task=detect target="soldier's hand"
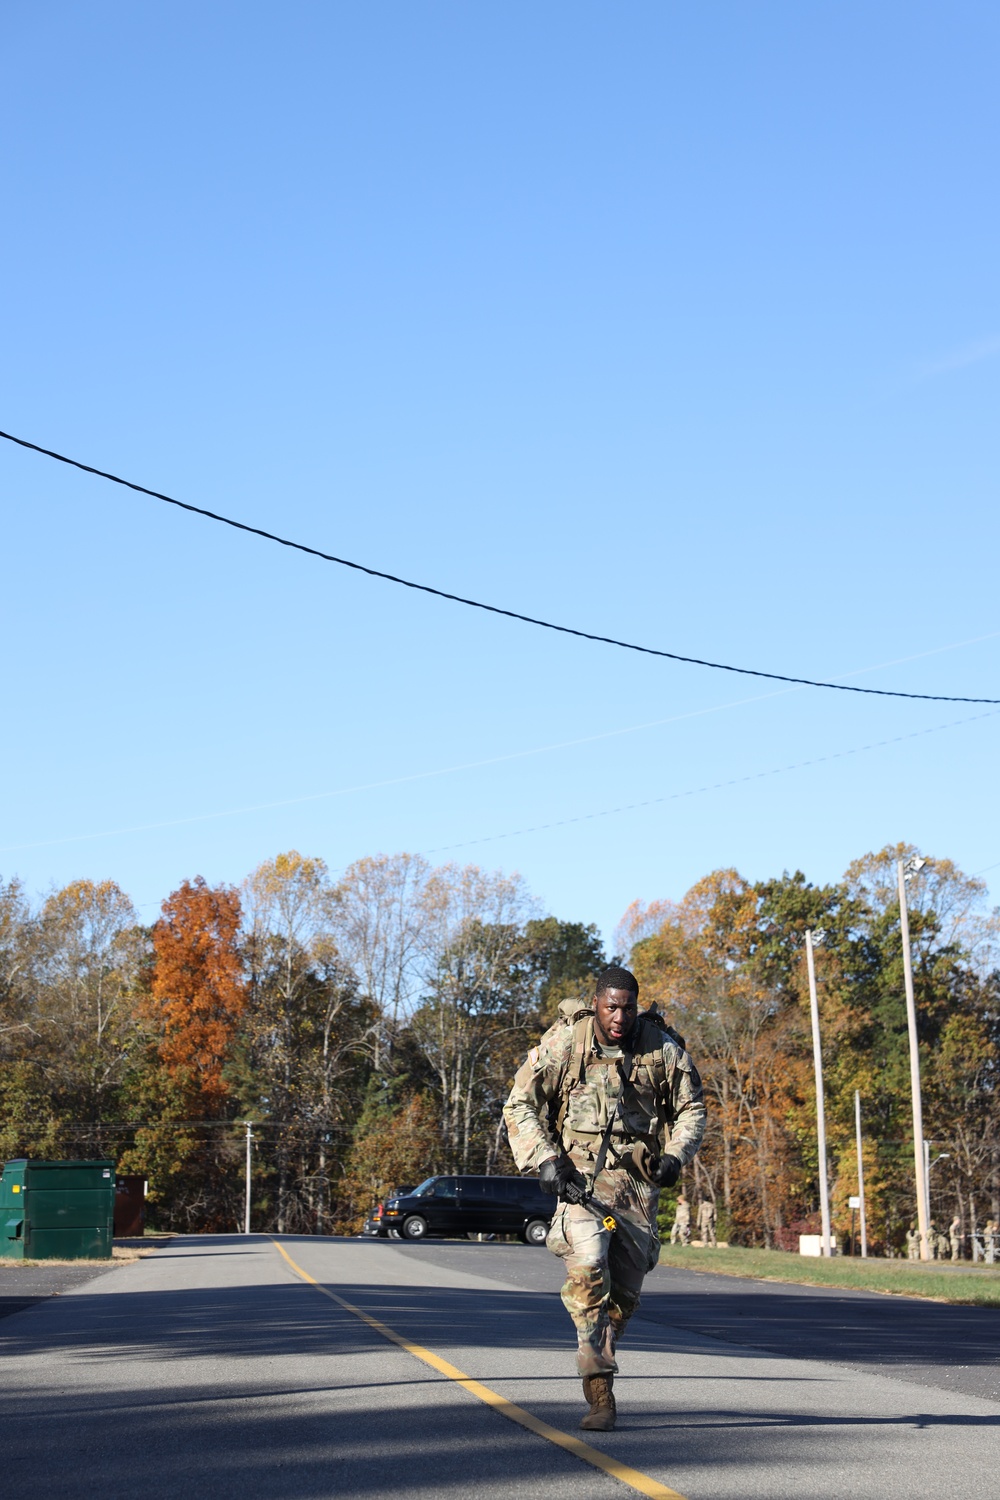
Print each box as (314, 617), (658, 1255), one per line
(651, 1153), (682, 1189)
(538, 1157), (561, 1194)
(539, 1155), (588, 1203)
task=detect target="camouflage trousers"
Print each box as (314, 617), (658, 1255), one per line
(546, 1167), (660, 1377)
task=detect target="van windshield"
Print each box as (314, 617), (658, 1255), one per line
(411, 1178), (438, 1198)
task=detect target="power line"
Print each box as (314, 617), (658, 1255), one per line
(3, 426), (998, 705)
(4, 632), (997, 857)
(425, 707), (1000, 853)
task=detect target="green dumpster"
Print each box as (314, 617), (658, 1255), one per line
(0, 1159), (115, 1260)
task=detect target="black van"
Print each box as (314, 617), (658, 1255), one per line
(381, 1175), (553, 1245)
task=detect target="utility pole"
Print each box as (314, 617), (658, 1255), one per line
(244, 1122), (254, 1235)
(805, 930), (832, 1256)
(898, 857), (930, 1262)
(855, 1090), (868, 1258)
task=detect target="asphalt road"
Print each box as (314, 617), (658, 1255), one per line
(1, 1234), (997, 1499)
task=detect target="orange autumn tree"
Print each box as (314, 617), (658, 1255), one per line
(122, 878), (246, 1230)
(151, 877), (246, 1111)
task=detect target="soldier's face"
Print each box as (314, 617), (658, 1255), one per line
(594, 987), (638, 1046)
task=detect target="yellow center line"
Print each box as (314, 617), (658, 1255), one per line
(272, 1239), (687, 1500)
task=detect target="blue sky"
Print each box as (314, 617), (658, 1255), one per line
(2, 2), (998, 945)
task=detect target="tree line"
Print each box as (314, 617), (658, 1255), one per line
(1, 843), (996, 1249)
(0, 852), (604, 1232)
(620, 844), (1000, 1251)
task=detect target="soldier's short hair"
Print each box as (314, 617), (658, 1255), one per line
(595, 965), (639, 998)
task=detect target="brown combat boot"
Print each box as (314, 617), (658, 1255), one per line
(580, 1374), (616, 1431)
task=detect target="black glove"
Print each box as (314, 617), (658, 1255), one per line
(650, 1153), (682, 1189)
(539, 1155), (588, 1204)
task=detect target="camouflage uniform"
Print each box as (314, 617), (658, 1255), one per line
(670, 1196), (691, 1244)
(503, 1005), (706, 1378)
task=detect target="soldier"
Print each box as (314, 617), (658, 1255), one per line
(670, 1192), (691, 1244)
(503, 964), (706, 1432)
(697, 1197), (717, 1246)
(905, 1224), (919, 1261)
(949, 1215), (961, 1262)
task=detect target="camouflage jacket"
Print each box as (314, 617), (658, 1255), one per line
(503, 1004), (706, 1176)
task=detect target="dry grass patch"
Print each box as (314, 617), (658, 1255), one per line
(2, 1241), (168, 1268)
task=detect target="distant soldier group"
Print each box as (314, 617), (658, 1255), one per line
(669, 1193), (716, 1245)
(906, 1220), (952, 1260)
(904, 1216), (999, 1262)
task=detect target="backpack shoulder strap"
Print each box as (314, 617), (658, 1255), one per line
(553, 1009), (593, 1138)
(631, 1009), (686, 1136)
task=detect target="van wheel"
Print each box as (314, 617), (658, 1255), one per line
(402, 1215), (428, 1240)
(523, 1219), (549, 1246)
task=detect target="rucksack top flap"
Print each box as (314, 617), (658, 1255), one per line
(637, 1007), (686, 1055)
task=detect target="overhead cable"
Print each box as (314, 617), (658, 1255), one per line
(3, 426), (998, 704)
(2, 632), (996, 857)
(426, 708), (1000, 853)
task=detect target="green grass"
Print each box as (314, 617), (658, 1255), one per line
(657, 1243), (1000, 1306)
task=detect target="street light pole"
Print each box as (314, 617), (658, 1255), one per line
(805, 930), (833, 1257)
(924, 1146), (951, 1239)
(898, 858), (930, 1262)
(244, 1121), (254, 1235)
(855, 1089), (868, 1259)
